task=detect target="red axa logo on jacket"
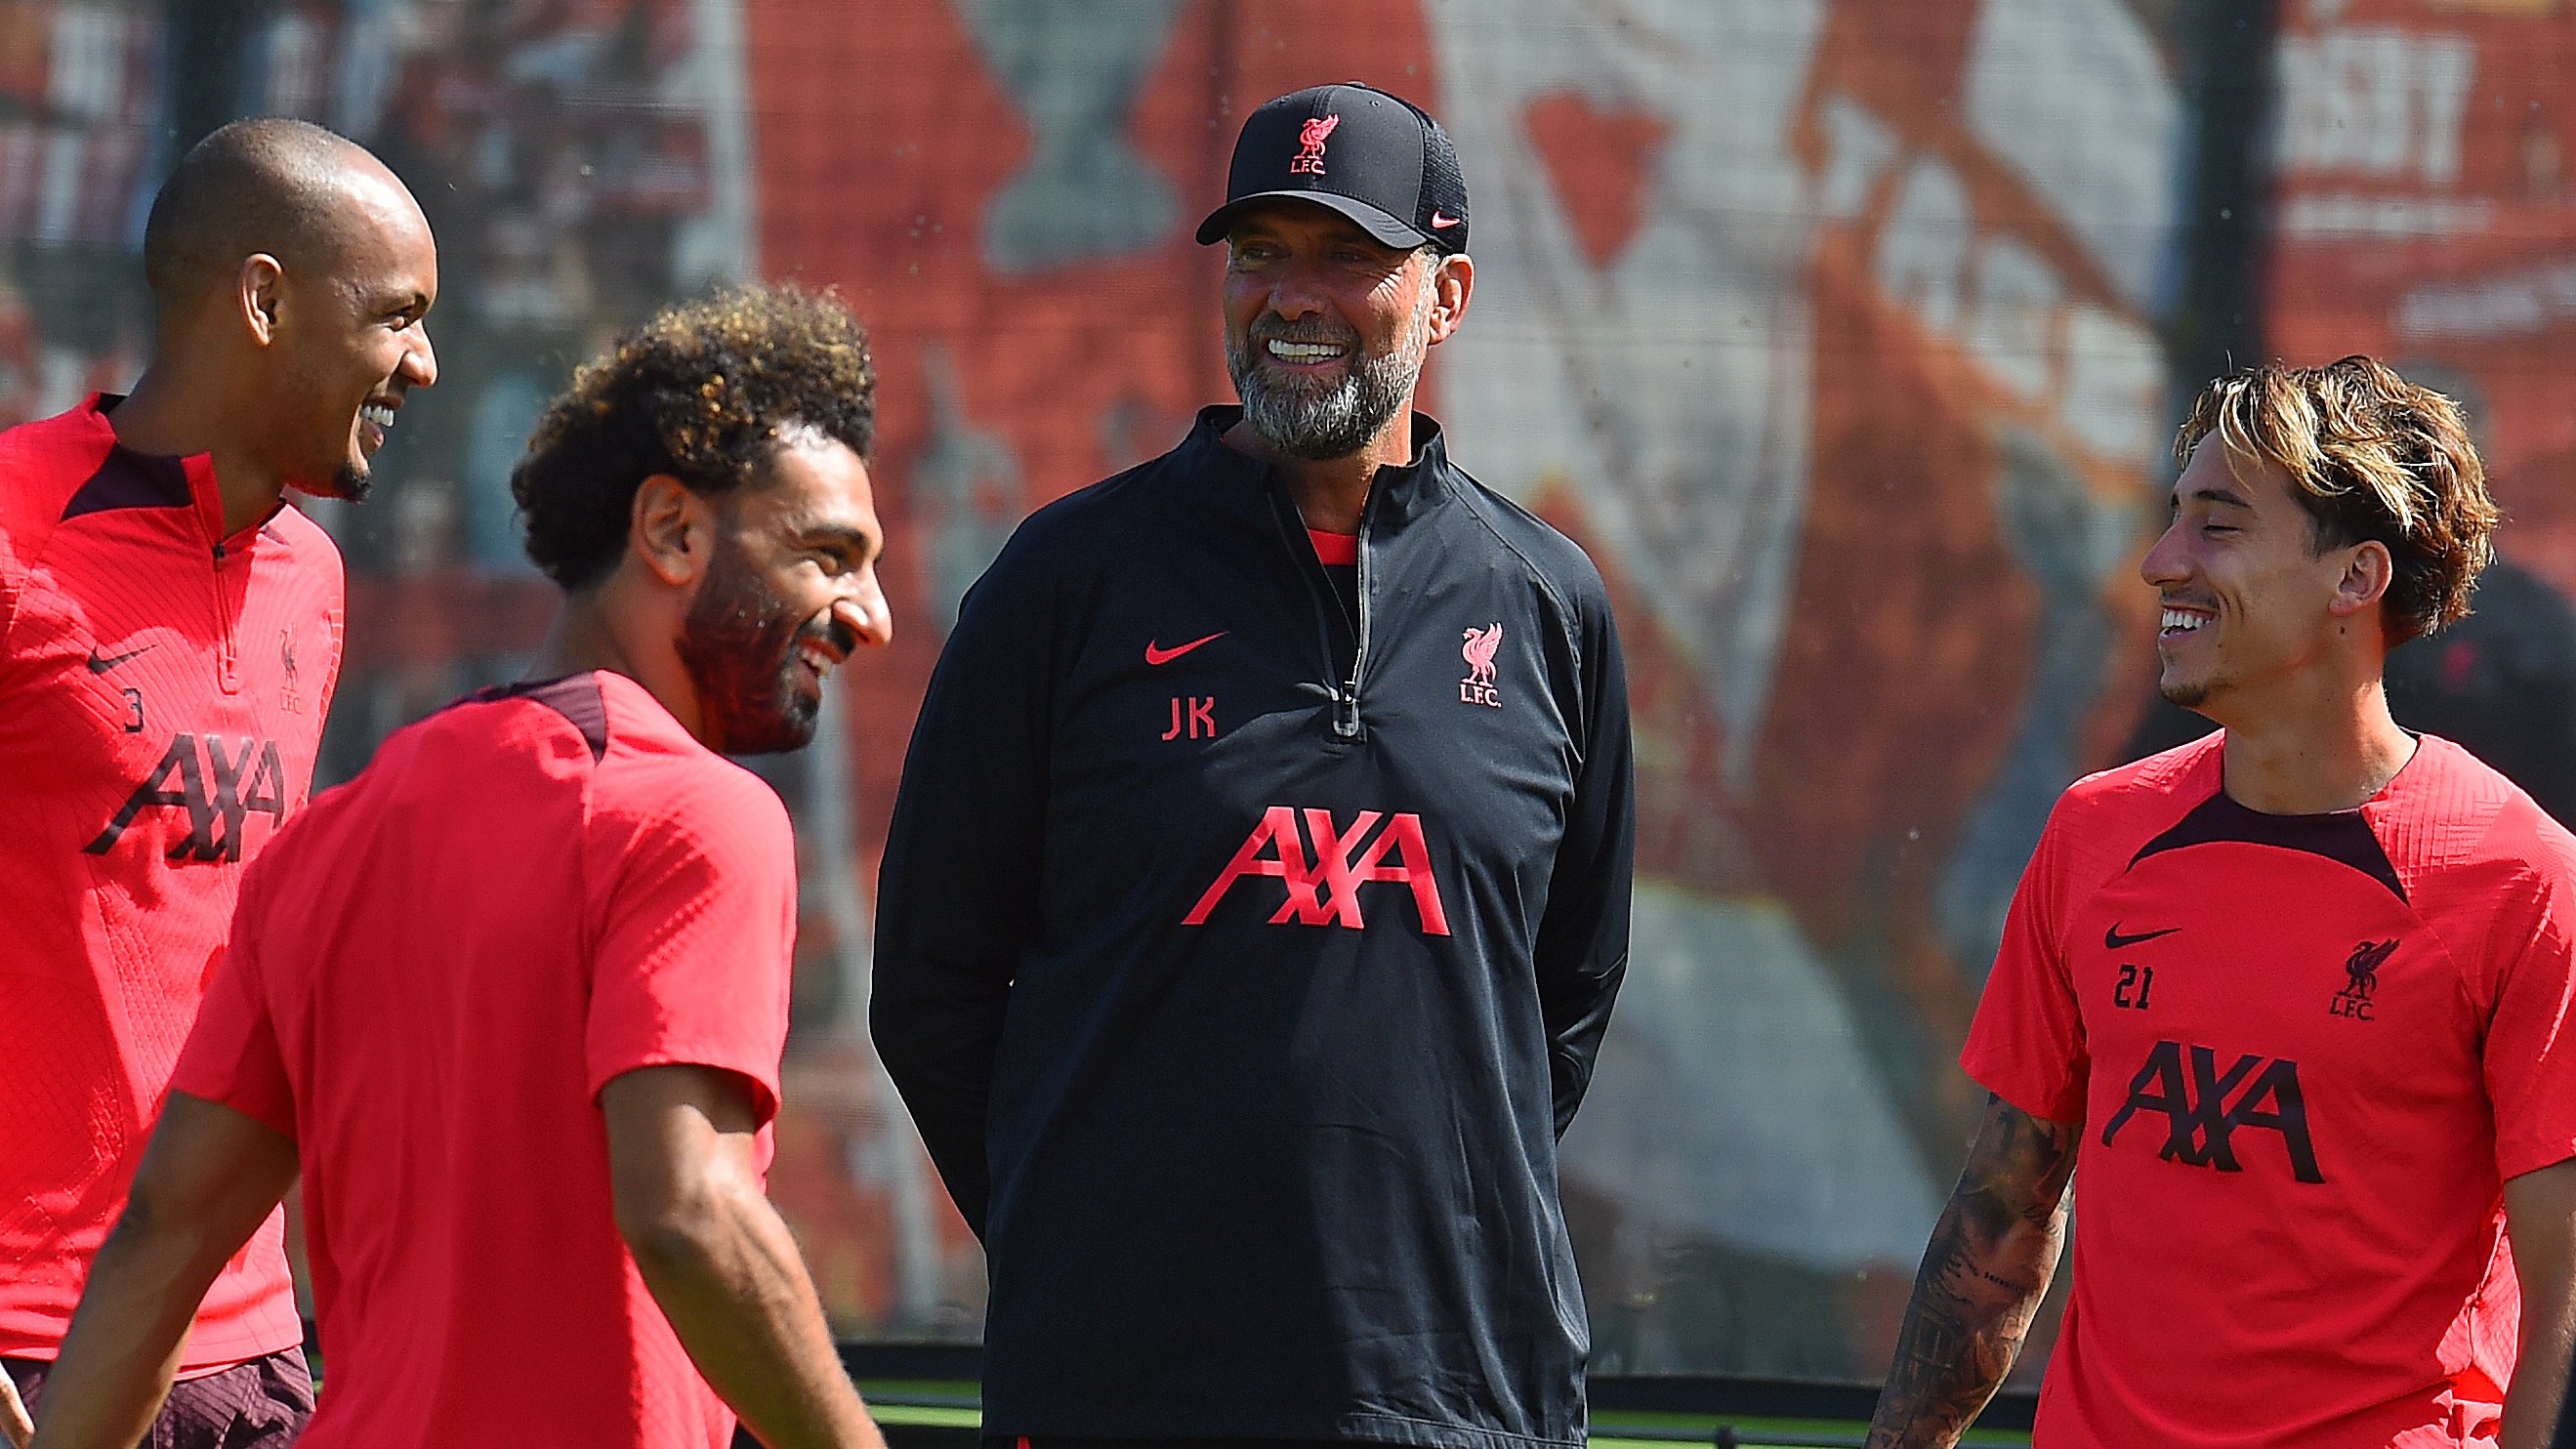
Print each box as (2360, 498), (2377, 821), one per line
(1184, 806), (1451, 933)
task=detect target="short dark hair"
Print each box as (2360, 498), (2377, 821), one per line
(2176, 355), (2497, 644)
(511, 284), (877, 591)
(143, 117), (372, 309)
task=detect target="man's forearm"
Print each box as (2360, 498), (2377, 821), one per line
(2502, 1160), (2576, 1449)
(2509, 1338), (2572, 1449)
(30, 1095), (296, 1449)
(1865, 1102), (2076, 1449)
(25, 1209), (216, 1449)
(628, 1184), (882, 1449)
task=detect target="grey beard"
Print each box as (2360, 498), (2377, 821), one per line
(1227, 289), (1433, 461)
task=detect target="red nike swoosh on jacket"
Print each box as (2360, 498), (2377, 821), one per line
(1144, 632), (1226, 666)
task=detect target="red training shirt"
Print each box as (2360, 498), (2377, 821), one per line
(0, 394), (339, 1371)
(172, 671), (796, 1449)
(1965, 732), (2576, 1447)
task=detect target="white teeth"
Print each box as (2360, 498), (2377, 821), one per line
(362, 404), (395, 429)
(1267, 340), (1345, 361)
(2162, 608), (2205, 633)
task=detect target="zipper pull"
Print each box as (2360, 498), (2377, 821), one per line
(1333, 683), (1362, 739)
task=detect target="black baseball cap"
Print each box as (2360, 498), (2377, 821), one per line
(1196, 82), (1470, 255)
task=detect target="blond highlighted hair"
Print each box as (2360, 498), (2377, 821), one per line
(2176, 356), (2497, 643)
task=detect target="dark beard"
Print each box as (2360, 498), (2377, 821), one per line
(294, 461), (373, 503)
(675, 538), (831, 756)
(324, 461), (373, 502)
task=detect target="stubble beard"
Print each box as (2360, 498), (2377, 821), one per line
(1227, 282), (1435, 461)
(2159, 676), (2212, 710)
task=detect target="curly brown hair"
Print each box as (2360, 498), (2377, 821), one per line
(2176, 355), (2497, 644)
(511, 283), (877, 590)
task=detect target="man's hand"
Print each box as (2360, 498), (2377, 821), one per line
(1, 1371), (33, 1449)
(602, 1065), (883, 1449)
(1864, 1095), (2078, 1449)
(2507, 1158), (2576, 1448)
(28, 1094), (296, 1449)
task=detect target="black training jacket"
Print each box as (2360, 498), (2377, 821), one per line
(873, 407), (1634, 1449)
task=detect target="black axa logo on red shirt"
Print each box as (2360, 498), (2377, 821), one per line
(85, 732), (287, 863)
(2101, 1040), (2324, 1183)
(1184, 807), (1451, 934)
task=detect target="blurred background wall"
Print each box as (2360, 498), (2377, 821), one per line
(10, 0), (2574, 1383)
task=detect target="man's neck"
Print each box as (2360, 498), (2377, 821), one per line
(524, 583), (710, 745)
(2212, 675), (2417, 814)
(108, 359), (283, 539)
(1221, 407), (1419, 535)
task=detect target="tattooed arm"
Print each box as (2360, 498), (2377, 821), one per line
(1863, 1094), (2079, 1449)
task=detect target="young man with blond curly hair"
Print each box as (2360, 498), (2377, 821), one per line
(1870, 356), (2576, 1449)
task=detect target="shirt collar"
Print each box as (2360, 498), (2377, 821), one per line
(1179, 405), (1453, 519)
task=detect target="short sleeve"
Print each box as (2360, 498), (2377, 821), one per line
(2483, 855), (2576, 1180)
(169, 876), (297, 1138)
(584, 766), (797, 1125)
(1961, 807), (2091, 1126)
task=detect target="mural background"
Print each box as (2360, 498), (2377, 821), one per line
(9, 0), (2573, 1382)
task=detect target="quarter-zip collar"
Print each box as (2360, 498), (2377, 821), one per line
(1175, 405), (1455, 529)
(81, 393), (276, 549)
(1171, 406), (1456, 745)
(78, 393), (270, 694)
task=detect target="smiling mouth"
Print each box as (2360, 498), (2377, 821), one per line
(1263, 338), (1350, 365)
(2160, 606), (2211, 640)
(794, 638), (846, 683)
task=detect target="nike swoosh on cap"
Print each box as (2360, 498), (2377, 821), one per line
(86, 642), (156, 674)
(1430, 211), (1463, 228)
(1145, 632), (1226, 666)
(2104, 922), (2181, 950)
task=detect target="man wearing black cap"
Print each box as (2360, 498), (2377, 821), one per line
(875, 82), (1635, 1449)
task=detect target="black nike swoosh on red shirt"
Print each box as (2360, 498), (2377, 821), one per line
(86, 643), (156, 675)
(2104, 923), (2181, 950)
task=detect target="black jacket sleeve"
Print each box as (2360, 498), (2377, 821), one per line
(1532, 590), (1634, 1137)
(870, 543), (1056, 1239)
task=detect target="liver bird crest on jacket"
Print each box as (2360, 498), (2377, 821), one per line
(1461, 623), (1503, 687)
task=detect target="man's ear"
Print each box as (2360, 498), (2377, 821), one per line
(237, 255), (286, 348)
(630, 475), (711, 588)
(2329, 539), (2394, 619)
(1426, 253), (1474, 346)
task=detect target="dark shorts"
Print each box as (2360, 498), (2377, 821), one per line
(4, 1347), (313, 1449)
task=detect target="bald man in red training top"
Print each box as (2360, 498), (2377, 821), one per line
(26, 286), (891, 1449)
(0, 117), (437, 1449)
(1867, 358), (2576, 1449)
